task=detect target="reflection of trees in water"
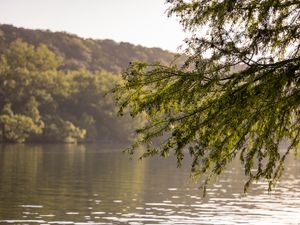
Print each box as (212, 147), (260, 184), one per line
(0, 144), (44, 218)
(0, 144), (43, 190)
(0, 144), (298, 221)
(0, 144), (149, 219)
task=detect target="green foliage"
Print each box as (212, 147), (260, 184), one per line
(0, 24), (179, 144)
(0, 24), (181, 74)
(0, 103), (42, 143)
(115, 0), (300, 192)
(0, 39), (146, 143)
(43, 116), (86, 143)
(5, 39), (63, 71)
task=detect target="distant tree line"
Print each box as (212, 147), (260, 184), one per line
(0, 24), (181, 74)
(0, 24), (182, 143)
(0, 39), (147, 143)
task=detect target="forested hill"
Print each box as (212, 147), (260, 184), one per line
(0, 24), (178, 74)
(0, 24), (183, 144)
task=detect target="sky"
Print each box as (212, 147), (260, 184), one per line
(0, 0), (186, 52)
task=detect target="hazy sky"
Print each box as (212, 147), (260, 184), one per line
(0, 0), (186, 52)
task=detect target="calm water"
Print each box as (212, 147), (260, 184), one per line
(0, 144), (300, 225)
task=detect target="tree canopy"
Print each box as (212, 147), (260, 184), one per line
(0, 24), (181, 74)
(114, 0), (300, 192)
(0, 39), (145, 143)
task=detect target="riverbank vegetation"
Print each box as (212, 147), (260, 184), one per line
(0, 24), (182, 143)
(0, 39), (142, 143)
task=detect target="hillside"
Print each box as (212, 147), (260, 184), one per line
(0, 24), (185, 143)
(0, 24), (180, 74)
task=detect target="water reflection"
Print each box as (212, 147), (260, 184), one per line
(0, 144), (299, 224)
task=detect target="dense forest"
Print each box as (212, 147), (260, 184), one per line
(0, 24), (179, 74)
(0, 24), (181, 143)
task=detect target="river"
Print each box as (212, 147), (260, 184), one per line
(0, 144), (299, 225)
